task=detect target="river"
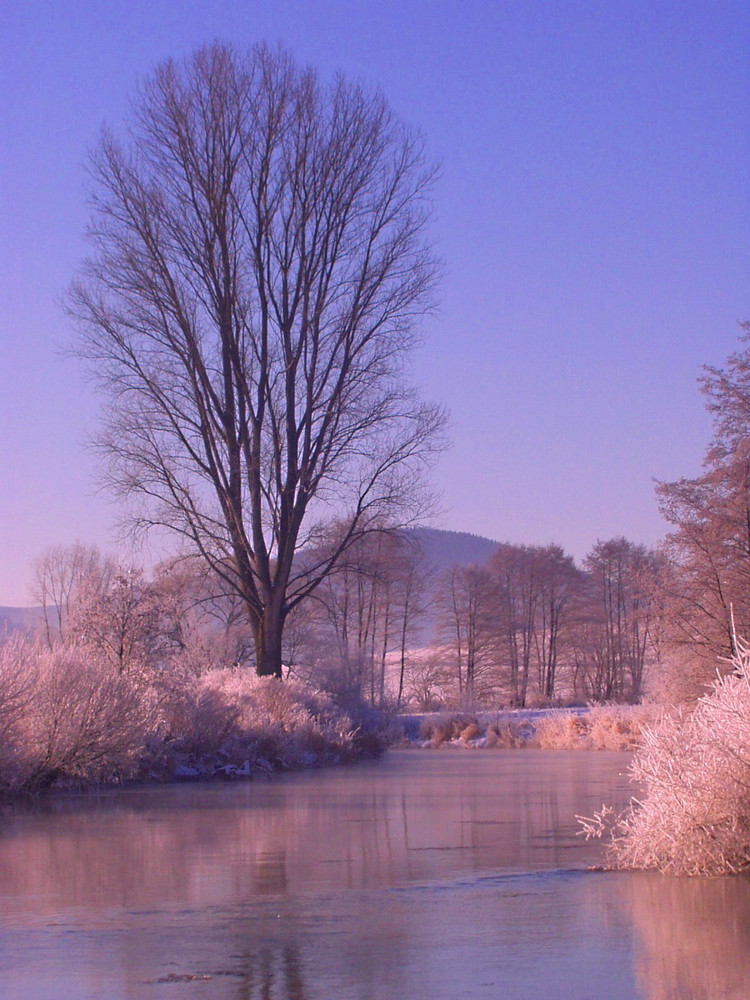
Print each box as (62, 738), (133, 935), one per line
(0, 749), (748, 999)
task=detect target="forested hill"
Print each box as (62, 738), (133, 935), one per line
(407, 528), (500, 574)
(0, 606), (44, 636)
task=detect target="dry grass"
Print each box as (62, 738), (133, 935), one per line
(419, 713), (478, 746)
(536, 706), (654, 751)
(411, 706), (651, 751)
(484, 718), (535, 747)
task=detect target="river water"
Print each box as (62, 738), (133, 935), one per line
(0, 750), (748, 999)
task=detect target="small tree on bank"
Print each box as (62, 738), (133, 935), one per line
(70, 43), (444, 676)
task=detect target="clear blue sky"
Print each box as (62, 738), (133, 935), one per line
(1, 0), (748, 604)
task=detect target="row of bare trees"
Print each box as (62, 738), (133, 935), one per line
(432, 538), (661, 708)
(272, 532), (661, 709)
(24, 532), (662, 710)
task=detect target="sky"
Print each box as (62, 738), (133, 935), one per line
(1, 0), (748, 605)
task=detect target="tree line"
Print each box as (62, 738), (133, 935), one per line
(26, 532), (663, 710)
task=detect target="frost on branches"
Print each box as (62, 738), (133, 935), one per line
(580, 638), (750, 875)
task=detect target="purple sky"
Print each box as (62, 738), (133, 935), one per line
(1, 0), (748, 605)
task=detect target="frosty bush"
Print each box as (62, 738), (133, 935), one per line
(162, 668), (361, 769)
(0, 634), (381, 796)
(156, 669), (240, 757)
(0, 639), (160, 794)
(0, 638), (36, 789)
(581, 642), (750, 875)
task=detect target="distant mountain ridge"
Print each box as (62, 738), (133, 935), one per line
(407, 527), (500, 574)
(0, 606), (44, 635)
(0, 530), (497, 623)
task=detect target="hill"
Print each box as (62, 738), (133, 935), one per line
(408, 527), (500, 574)
(0, 606), (44, 636)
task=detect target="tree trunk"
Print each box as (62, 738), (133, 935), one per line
(253, 603), (285, 678)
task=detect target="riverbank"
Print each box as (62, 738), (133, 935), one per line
(0, 639), (388, 799)
(397, 704), (656, 751)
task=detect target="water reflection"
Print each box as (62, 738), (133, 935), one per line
(0, 751), (747, 999)
(627, 873), (750, 1000)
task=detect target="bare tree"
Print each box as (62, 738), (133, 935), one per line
(580, 538), (658, 702)
(31, 543), (115, 646)
(292, 528), (428, 705)
(437, 563), (497, 705)
(656, 327), (750, 679)
(70, 44), (444, 677)
(532, 545), (581, 700)
(488, 545), (544, 706)
(391, 536), (431, 708)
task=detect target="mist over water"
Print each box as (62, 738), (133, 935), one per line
(0, 751), (747, 999)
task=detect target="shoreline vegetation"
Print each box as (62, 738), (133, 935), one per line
(0, 632), (652, 802)
(579, 643), (750, 876)
(0, 636), (388, 801)
(5, 631), (750, 878)
(399, 705), (654, 751)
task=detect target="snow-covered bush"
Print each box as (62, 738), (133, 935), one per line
(162, 668), (363, 770)
(0, 635), (382, 796)
(581, 642), (750, 875)
(0, 639), (160, 794)
(156, 669), (240, 756)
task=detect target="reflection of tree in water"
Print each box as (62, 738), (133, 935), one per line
(628, 873), (750, 1000)
(234, 944), (308, 1000)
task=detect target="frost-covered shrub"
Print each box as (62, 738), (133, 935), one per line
(0, 637), (381, 795)
(157, 670), (240, 756)
(0, 640), (160, 793)
(25, 644), (161, 790)
(163, 668), (360, 768)
(581, 643), (750, 875)
(202, 670), (347, 734)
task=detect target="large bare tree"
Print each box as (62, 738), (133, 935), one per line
(70, 44), (444, 676)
